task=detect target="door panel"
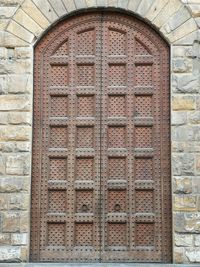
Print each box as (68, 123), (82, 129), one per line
(100, 13), (171, 262)
(31, 12), (171, 263)
(31, 14), (102, 262)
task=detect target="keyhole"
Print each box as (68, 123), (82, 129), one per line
(134, 111), (139, 117)
(114, 203), (121, 212)
(82, 204), (88, 212)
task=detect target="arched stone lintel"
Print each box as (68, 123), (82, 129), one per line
(3, 0), (199, 46)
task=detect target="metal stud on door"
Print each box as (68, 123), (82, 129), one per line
(31, 12), (171, 263)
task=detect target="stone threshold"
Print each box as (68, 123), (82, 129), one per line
(0, 264), (198, 267)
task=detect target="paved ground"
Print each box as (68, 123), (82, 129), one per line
(0, 264), (198, 267)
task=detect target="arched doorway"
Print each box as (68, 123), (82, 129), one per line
(31, 11), (171, 263)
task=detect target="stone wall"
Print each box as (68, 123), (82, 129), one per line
(0, 0), (200, 263)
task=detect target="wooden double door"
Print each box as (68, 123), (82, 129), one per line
(31, 12), (171, 263)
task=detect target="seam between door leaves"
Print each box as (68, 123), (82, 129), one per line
(99, 11), (104, 262)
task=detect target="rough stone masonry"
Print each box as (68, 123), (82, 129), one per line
(0, 0), (200, 263)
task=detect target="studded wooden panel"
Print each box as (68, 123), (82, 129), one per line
(31, 13), (101, 262)
(31, 12), (171, 263)
(100, 13), (171, 263)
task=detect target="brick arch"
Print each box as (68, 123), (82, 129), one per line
(5, 0), (198, 45)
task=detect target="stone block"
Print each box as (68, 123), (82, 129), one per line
(175, 212), (200, 235)
(2, 212), (20, 232)
(136, 0), (155, 17)
(186, 248), (200, 262)
(108, 0), (118, 7)
(8, 112), (31, 125)
(0, 233), (10, 245)
(194, 235), (200, 246)
(182, 0), (200, 3)
(20, 211), (29, 232)
(172, 95), (195, 110)
(174, 247), (188, 263)
(0, 142), (31, 153)
(172, 153), (194, 175)
(14, 9), (43, 37)
(196, 17), (200, 28)
(189, 111), (200, 124)
(86, 0), (97, 7)
(172, 74), (200, 93)
(0, 113), (8, 125)
(174, 212), (186, 232)
(184, 213), (200, 233)
(32, 0), (58, 23)
(0, 0), (24, 4)
(153, 0), (182, 28)
(0, 154), (5, 175)
(62, 0), (76, 12)
(173, 177), (192, 194)
(0, 142), (15, 153)
(0, 194), (8, 210)
(174, 30), (199, 46)
(11, 233), (27, 245)
(172, 59), (192, 73)
(172, 141), (200, 153)
(193, 40), (200, 58)
(6, 154), (30, 175)
(48, 0), (67, 16)
(128, 0), (141, 12)
(165, 18), (197, 43)
(145, 0), (168, 21)
(0, 192), (29, 211)
(118, 0), (128, 9)
(0, 19), (9, 31)
(0, 177), (28, 193)
(193, 60), (200, 79)
(162, 6), (190, 33)
(96, 0), (107, 6)
(9, 193), (29, 210)
(7, 74), (32, 94)
(171, 111), (187, 125)
(193, 178), (200, 194)
(22, 0), (50, 29)
(174, 195), (197, 211)
(0, 75), (7, 94)
(172, 46), (193, 58)
(0, 49), (7, 61)
(189, 4), (200, 17)
(0, 95), (30, 111)
(0, 126), (31, 141)
(20, 246), (28, 261)
(14, 47), (33, 60)
(0, 7), (17, 19)
(0, 246), (21, 262)
(196, 155), (200, 174)
(0, 31), (29, 47)
(7, 20), (35, 43)
(175, 234), (193, 247)
(15, 142), (31, 152)
(74, 0), (87, 8)
(0, 58), (32, 75)
(196, 96), (200, 111)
